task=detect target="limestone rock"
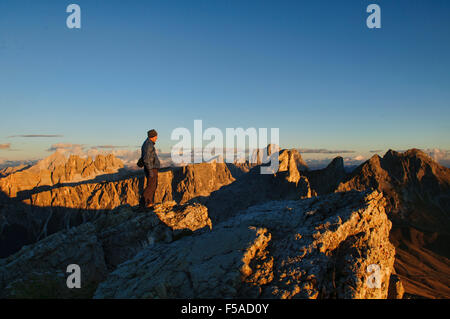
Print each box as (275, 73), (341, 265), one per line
(0, 162), (234, 258)
(278, 148), (308, 173)
(92, 202), (212, 269)
(3, 147), (447, 300)
(153, 201), (212, 233)
(94, 190), (395, 299)
(0, 151), (124, 198)
(0, 201), (213, 298)
(388, 274), (405, 299)
(250, 146), (308, 173)
(0, 164), (30, 178)
(337, 149), (450, 298)
(0, 222), (108, 298)
(250, 144), (279, 166)
(204, 164), (312, 224)
(305, 157), (346, 195)
(337, 149), (450, 230)
(175, 162), (235, 204)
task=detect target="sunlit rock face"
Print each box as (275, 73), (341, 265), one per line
(1, 147), (449, 299)
(0, 152), (124, 198)
(94, 190), (395, 299)
(0, 159), (235, 258)
(0, 201), (212, 298)
(337, 149), (450, 298)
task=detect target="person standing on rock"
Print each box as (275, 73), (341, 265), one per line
(140, 129), (160, 208)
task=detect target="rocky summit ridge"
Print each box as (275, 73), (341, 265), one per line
(0, 201), (211, 298)
(94, 190), (397, 299)
(0, 152), (124, 198)
(336, 148), (450, 298)
(0, 189), (400, 299)
(0, 147), (449, 298)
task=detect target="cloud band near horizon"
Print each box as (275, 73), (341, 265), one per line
(8, 134), (63, 138)
(0, 143), (11, 150)
(297, 148), (355, 154)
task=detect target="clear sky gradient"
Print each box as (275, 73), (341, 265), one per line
(0, 0), (449, 161)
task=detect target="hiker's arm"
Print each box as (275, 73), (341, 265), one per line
(143, 142), (156, 169)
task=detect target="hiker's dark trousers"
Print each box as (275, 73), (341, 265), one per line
(143, 167), (158, 206)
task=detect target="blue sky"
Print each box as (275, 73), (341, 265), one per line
(0, 0), (449, 162)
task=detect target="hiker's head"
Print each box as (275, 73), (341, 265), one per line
(148, 129), (158, 142)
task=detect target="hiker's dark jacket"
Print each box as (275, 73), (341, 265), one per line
(141, 138), (160, 170)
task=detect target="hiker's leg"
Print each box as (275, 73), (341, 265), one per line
(147, 169), (158, 205)
(142, 167), (153, 206)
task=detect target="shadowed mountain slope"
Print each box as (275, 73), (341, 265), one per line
(1, 147), (449, 298)
(337, 149), (450, 298)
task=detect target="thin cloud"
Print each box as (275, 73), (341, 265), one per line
(94, 145), (129, 149)
(305, 156), (366, 170)
(298, 148), (355, 154)
(0, 143), (11, 150)
(46, 143), (85, 153)
(8, 134), (63, 138)
(369, 150), (383, 153)
(424, 148), (450, 163)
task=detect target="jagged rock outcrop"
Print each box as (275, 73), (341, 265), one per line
(278, 148), (309, 173)
(388, 274), (405, 299)
(226, 162), (252, 178)
(153, 201), (212, 235)
(93, 201), (211, 269)
(1, 149), (312, 258)
(0, 201), (212, 298)
(0, 162), (234, 258)
(0, 164), (30, 178)
(94, 190), (396, 299)
(337, 149), (450, 298)
(305, 157), (346, 195)
(337, 149), (450, 230)
(227, 146), (309, 179)
(250, 145), (308, 172)
(0, 152), (124, 198)
(0, 222), (108, 298)
(202, 148), (313, 223)
(23, 162), (234, 210)
(0, 147), (308, 254)
(175, 162), (235, 203)
(4, 147), (448, 299)
(250, 144), (279, 166)
(204, 166), (311, 224)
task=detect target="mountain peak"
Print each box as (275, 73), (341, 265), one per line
(0, 152), (124, 198)
(327, 156), (344, 169)
(32, 150), (68, 172)
(338, 148), (450, 229)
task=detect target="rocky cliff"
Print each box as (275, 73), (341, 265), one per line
(337, 149), (450, 298)
(0, 164), (31, 178)
(0, 189), (398, 299)
(0, 201), (211, 298)
(1, 147), (448, 299)
(1, 148), (312, 257)
(0, 152), (124, 198)
(0, 160), (235, 258)
(203, 148), (313, 224)
(94, 190), (397, 299)
(337, 149), (450, 230)
(305, 157), (346, 195)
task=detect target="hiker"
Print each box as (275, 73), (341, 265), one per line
(140, 129), (160, 208)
